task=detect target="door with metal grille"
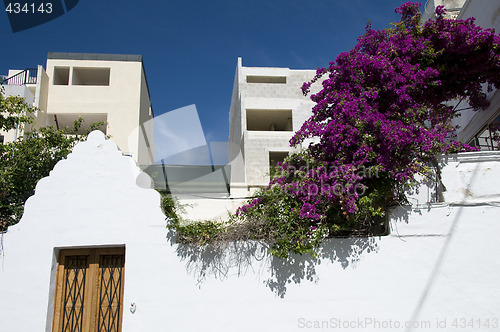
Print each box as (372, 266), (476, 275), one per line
(52, 247), (125, 332)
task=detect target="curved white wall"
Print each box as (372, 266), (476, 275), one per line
(0, 133), (499, 331)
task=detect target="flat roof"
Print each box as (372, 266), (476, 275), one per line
(47, 52), (142, 62)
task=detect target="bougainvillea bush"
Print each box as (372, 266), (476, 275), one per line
(233, 2), (500, 257)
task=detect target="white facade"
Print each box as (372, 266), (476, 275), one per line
(0, 68), (39, 143)
(1, 53), (155, 165)
(228, 58), (321, 196)
(422, 0), (500, 150)
(453, 0), (500, 148)
(0, 131), (499, 331)
(0, 83), (36, 143)
(171, 58), (317, 221)
(421, 0), (468, 21)
(174, 58), (323, 221)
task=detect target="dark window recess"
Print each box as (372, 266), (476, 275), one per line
(246, 109), (293, 131)
(53, 67), (70, 85)
(72, 67), (110, 86)
(246, 75), (286, 84)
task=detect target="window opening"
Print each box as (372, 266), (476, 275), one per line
(53, 67), (70, 85)
(246, 109), (292, 131)
(246, 76), (286, 84)
(72, 68), (110, 86)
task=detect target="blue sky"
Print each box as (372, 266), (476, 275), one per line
(1, 0), (425, 150)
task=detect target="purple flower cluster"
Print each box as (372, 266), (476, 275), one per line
(236, 197), (262, 215)
(240, 2), (500, 226)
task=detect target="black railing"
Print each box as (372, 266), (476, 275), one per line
(0, 68), (38, 85)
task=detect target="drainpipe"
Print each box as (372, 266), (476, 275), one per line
(54, 114), (59, 130)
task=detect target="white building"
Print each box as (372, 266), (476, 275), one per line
(1, 52), (155, 165)
(421, 0), (468, 21)
(228, 57), (320, 197)
(167, 58), (322, 221)
(422, 0), (500, 150)
(179, 1), (500, 220)
(225, 0), (500, 197)
(453, 0), (500, 149)
(0, 68), (38, 144)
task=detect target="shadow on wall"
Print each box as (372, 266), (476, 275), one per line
(389, 205), (413, 225)
(166, 228), (381, 298)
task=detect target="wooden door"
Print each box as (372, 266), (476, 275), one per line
(52, 247), (125, 332)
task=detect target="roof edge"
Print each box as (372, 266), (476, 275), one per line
(47, 52), (142, 62)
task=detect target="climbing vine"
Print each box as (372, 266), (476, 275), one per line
(169, 2), (500, 257)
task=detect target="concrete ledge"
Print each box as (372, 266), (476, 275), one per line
(440, 151), (500, 203)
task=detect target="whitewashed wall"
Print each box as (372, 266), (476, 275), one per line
(1, 132), (499, 331)
(0, 131), (173, 332)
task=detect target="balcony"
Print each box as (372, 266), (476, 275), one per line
(0, 68), (37, 86)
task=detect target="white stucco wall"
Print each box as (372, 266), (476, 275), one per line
(1, 84), (34, 105)
(1, 133), (499, 331)
(0, 131), (169, 331)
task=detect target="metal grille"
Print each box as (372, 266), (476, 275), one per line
(97, 255), (124, 332)
(61, 255), (88, 332)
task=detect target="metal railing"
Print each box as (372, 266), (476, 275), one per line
(0, 68), (38, 85)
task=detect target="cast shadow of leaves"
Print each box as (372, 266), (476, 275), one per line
(167, 228), (382, 298)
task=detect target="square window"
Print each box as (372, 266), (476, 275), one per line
(53, 67), (70, 85)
